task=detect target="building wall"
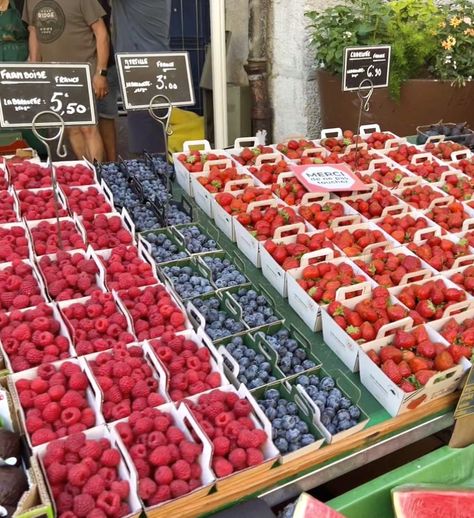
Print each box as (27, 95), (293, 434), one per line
(225, 0), (250, 86)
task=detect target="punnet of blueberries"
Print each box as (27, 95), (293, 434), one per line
(224, 335), (277, 389)
(123, 159), (170, 204)
(257, 387), (316, 454)
(192, 296), (246, 341)
(261, 328), (317, 376)
(202, 255), (248, 289)
(143, 231), (188, 264)
(151, 154), (175, 180)
(163, 263), (215, 300)
(178, 225), (218, 254)
(231, 288), (280, 329)
(296, 374), (362, 435)
(163, 203), (192, 226)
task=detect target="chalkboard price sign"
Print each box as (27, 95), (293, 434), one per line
(342, 45), (391, 91)
(0, 63), (96, 128)
(116, 52), (195, 111)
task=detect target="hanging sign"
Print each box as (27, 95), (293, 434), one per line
(116, 52), (195, 111)
(343, 45), (391, 91)
(290, 163), (370, 193)
(0, 63), (96, 128)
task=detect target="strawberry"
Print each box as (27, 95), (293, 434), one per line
(346, 326), (361, 340)
(379, 346), (403, 364)
(409, 357), (430, 373)
(400, 380), (416, 393)
(414, 369), (437, 386)
(393, 330), (416, 350)
(416, 340), (436, 359)
(382, 359), (402, 384)
(434, 351), (455, 371)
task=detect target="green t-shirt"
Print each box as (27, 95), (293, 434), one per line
(0, 0), (28, 61)
(22, 0), (105, 66)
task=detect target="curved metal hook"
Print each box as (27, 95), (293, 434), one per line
(31, 111), (68, 158)
(148, 94), (174, 136)
(357, 79), (374, 112)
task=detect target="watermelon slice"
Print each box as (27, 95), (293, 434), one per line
(393, 484), (474, 518)
(294, 492), (346, 518)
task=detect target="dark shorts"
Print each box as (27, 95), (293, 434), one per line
(96, 65), (119, 119)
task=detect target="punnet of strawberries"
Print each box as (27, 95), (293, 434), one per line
(451, 266), (474, 295)
(186, 389), (268, 478)
(386, 144), (419, 166)
(324, 227), (388, 256)
(353, 249), (424, 288)
(327, 286), (408, 343)
(407, 236), (471, 272)
(298, 201), (346, 229)
(406, 159), (449, 183)
(369, 164), (408, 188)
(376, 213), (430, 244)
(397, 278), (467, 324)
(275, 139), (315, 159)
(398, 184), (444, 210)
(177, 151), (228, 173)
(440, 174), (474, 200)
(365, 325), (462, 393)
(232, 145), (274, 166)
(115, 407), (205, 506)
(424, 201), (467, 232)
(439, 317), (474, 361)
(215, 187), (273, 215)
(453, 157), (474, 177)
(364, 131), (395, 149)
(236, 205), (304, 241)
(264, 232), (341, 270)
(42, 431), (132, 516)
(296, 262), (368, 305)
(196, 166), (249, 193)
(319, 130), (360, 153)
(424, 141), (466, 161)
(343, 189), (401, 219)
(271, 177), (307, 205)
(247, 160), (290, 184)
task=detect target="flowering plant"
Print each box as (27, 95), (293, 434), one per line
(433, 0), (474, 85)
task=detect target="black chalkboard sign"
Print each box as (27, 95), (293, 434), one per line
(116, 52), (195, 111)
(342, 45), (391, 91)
(0, 63), (96, 128)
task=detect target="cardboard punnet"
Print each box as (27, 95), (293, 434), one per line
(183, 383), (280, 491)
(26, 215), (87, 255)
(8, 357), (105, 450)
(296, 195), (363, 230)
(286, 248), (375, 332)
(173, 222), (222, 257)
(1, 187), (21, 223)
(295, 368), (369, 443)
(53, 158), (100, 187)
(321, 282), (412, 372)
(359, 323), (466, 416)
(110, 401), (216, 513)
(35, 424), (141, 518)
(407, 152), (458, 183)
(17, 186), (68, 221)
(200, 251), (250, 290)
(392, 180), (448, 211)
(80, 341), (171, 421)
(0, 257), (48, 306)
(0, 221), (34, 261)
(0, 302), (76, 374)
(62, 182), (117, 217)
(252, 380), (325, 463)
(139, 227), (190, 265)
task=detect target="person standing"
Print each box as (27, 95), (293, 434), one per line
(112, 0), (172, 155)
(23, 0), (110, 162)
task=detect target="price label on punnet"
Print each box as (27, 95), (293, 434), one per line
(116, 51), (195, 111)
(0, 63), (96, 128)
(291, 163), (371, 193)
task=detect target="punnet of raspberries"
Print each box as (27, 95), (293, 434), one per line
(118, 285), (187, 340)
(61, 290), (135, 356)
(18, 189), (68, 220)
(62, 186), (112, 216)
(30, 220), (86, 255)
(0, 303), (72, 372)
(9, 161), (51, 189)
(150, 332), (222, 401)
(82, 213), (133, 250)
(0, 224), (30, 261)
(42, 432), (131, 517)
(15, 361), (97, 446)
(100, 245), (156, 291)
(55, 164), (95, 186)
(0, 259), (45, 311)
(0, 172), (7, 190)
(114, 407), (204, 506)
(38, 250), (100, 301)
(0, 191), (18, 223)
(186, 389), (268, 477)
(88, 344), (166, 422)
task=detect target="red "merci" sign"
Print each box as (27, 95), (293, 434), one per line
(290, 163), (371, 193)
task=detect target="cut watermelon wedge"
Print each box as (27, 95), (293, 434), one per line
(392, 484), (474, 518)
(294, 492), (346, 518)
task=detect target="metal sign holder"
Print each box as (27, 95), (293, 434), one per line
(31, 111), (68, 249)
(354, 78), (374, 173)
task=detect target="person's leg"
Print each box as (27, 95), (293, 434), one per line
(66, 127), (87, 159)
(81, 125), (105, 162)
(99, 117), (117, 162)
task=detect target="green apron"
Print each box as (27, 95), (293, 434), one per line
(0, 1), (46, 157)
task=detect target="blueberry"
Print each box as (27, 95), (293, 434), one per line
(274, 437), (289, 453)
(273, 417), (283, 429)
(308, 375), (320, 386)
(265, 407), (277, 420)
(296, 374), (310, 387)
(296, 421), (309, 434)
(326, 423), (337, 435)
(300, 434), (316, 447)
(276, 405), (287, 418)
(265, 388), (280, 400)
(349, 405), (361, 420)
(321, 412), (332, 427)
(329, 388), (343, 399)
(337, 410), (351, 422)
(339, 397), (352, 410)
(285, 428), (301, 443)
(326, 396), (341, 410)
(337, 419), (354, 432)
(281, 415), (297, 430)
(320, 376), (336, 391)
(286, 402), (298, 415)
(305, 385), (319, 398)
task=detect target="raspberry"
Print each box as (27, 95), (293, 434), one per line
(100, 448), (121, 468)
(228, 448), (247, 470)
(149, 445), (171, 466)
(46, 461), (67, 485)
(246, 447), (264, 466)
(89, 509), (107, 518)
(166, 426), (184, 445)
(134, 458), (151, 479)
(110, 480), (130, 499)
(42, 402), (61, 423)
(68, 372), (88, 391)
(133, 416), (154, 435)
(215, 412), (232, 428)
(171, 459), (191, 481)
(118, 376), (134, 395)
(12, 294), (29, 309)
(168, 479), (188, 498)
(154, 465), (173, 485)
(64, 432), (86, 452)
(60, 390), (84, 408)
(31, 428), (56, 446)
(148, 485), (171, 505)
(138, 478), (157, 501)
(147, 392), (165, 407)
(225, 392), (239, 407)
(213, 436), (230, 457)
(73, 494), (95, 518)
(213, 457), (234, 477)
(81, 408), (96, 428)
(56, 491), (73, 513)
(61, 407), (81, 426)
(26, 415), (44, 434)
(237, 429), (261, 449)
(190, 463), (202, 480)
(206, 372), (222, 388)
(96, 491), (121, 516)
(79, 440), (102, 460)
(131, 380), (150, 398)
(233, 399), (252, 417)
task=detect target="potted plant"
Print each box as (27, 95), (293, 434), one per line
(306, 0), (474, 136)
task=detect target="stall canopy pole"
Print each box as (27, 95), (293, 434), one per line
(210, 0), (228, 149)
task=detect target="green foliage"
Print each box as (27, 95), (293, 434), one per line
(305, 0), (446, 99)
